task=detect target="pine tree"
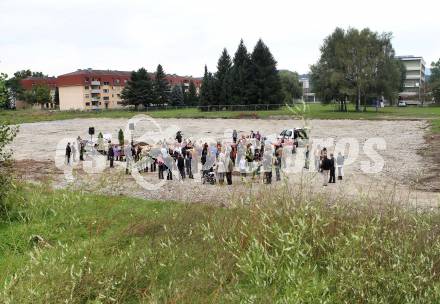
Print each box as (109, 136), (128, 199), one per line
(121, 68), (154, 109)
(199, 65), (211, 109)
(153, 64), (170, 105)
(215, 48), (232, 104)
(230, 39), (253, 105)
(249, 39), (282, 105)
(187, 81), (198, 106)
(170, 85), (184, 106)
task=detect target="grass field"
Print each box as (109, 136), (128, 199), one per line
(2, 183), (440, 303)
(1, 103), (440, 132)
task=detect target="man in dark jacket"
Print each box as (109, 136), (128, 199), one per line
(177, 153), (185, 180)
(328, 153), (336, 183)
(65, 143), (72, 165)
(321, 155), (331, 186)
(108, 143), (115, 168)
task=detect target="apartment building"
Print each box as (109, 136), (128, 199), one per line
(56, 69), (202, 111)
(396, 56), (426, 101)
(57, 69), (130, 110)
(299, 74), (315, 102)
(17, 76), (57, 109)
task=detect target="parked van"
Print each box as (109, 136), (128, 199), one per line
(277, 128), (309, 146)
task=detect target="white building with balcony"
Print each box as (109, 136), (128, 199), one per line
(396, 55), (426, 102)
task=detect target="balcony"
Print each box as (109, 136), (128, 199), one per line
(91, 80), (100, 86)
(91, 89), (101, 94)
(91, 97), (100, 102)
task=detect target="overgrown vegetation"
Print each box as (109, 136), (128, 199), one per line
(2, 183), (440, 303)
(0, 123), (18, 219)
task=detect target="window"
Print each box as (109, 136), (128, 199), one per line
(85, 102), (90, 106)
(103, 89), (109, 93)
(115, 79), (120, 84)
(99, 102), (102, 105)
(103, 81), (110, 85)
(84, 86), (89, 89)
(103, 97), (109, 101)
(85, 77), (89, 82)
(112, 94), (114, 97)
(124, 80), (127, 83)
(85, 94), (89, 98)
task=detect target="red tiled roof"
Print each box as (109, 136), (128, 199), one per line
(20, 77), (57, 90)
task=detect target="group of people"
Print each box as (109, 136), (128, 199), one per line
(65, 129), (347, 187)
(314, 146), (345, 186)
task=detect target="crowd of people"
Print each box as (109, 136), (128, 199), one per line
(65, 129), (346, 187)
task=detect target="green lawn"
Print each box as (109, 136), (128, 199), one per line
(1, 104), (440, 132)
(2, 184), (440, 303)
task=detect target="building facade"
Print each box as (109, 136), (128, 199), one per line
(17, 76), (58, 109)
(299, 74), (315, 102)
(57, 69), (202, 111)
(20, 69), (202, 111)
(57, 69), (131, 111)
(396, 56), (426, 102)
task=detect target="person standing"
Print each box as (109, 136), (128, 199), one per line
(185, 150), (193, 179)
(79, 142), (84, 161)
(329, 153), (336, 183)
(124, 144), (133, 174)
(304, 144), (310, 170)
(108, 143), (115, 168)
(239, 157), (247, 181)
(65, 143), (72, 165)
(321, 155), (331, 186)
(71, 142), (77, 162)
(314, 145), (321, 172)
(232, 129), (238, 144)
(226, 156), (234, 185)
(274, 149), (282, 181)
(336, 152), (345, 180)
(263, 148), (273, 184)
(216, 152), (226, 185)
(177, 153), (185, 180)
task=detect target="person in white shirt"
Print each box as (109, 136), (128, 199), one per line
(239, 157), (247, 181)
(336, 152), (345, 180)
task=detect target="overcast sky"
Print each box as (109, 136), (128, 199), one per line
(1, 0), (439, 78)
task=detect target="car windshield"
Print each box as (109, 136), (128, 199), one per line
(285, 130), (292, 137)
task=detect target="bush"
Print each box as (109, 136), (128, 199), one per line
(0, 124), (18, 220)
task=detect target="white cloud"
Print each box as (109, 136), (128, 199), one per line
(1, 0), (439, 77)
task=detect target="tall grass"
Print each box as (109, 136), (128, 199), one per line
(1, 183), (440, 303)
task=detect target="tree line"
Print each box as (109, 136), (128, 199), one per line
(121, 64), (198, 110)
(199, 39), (291, 110)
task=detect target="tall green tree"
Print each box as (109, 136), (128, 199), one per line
(215, 48), (233, 104)
(248, 39), (282, 105)
(430, 59), (440, 103)
(153, 64), (170, 105)
(0, 73), (10, 109)
(199, 65), (216, 109)
(170, 85), (184, 106)
(230, 39), (253, 105)
(121, 68), (154, 110)
(23, 84), (51, 109)
(5, 70), (47, 100)
(187, 81), (198, 106)
(279, 70), (302, 103)
(311, 27), (403, 111)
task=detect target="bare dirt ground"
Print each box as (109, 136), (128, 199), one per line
(10, 118), (440, 208)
